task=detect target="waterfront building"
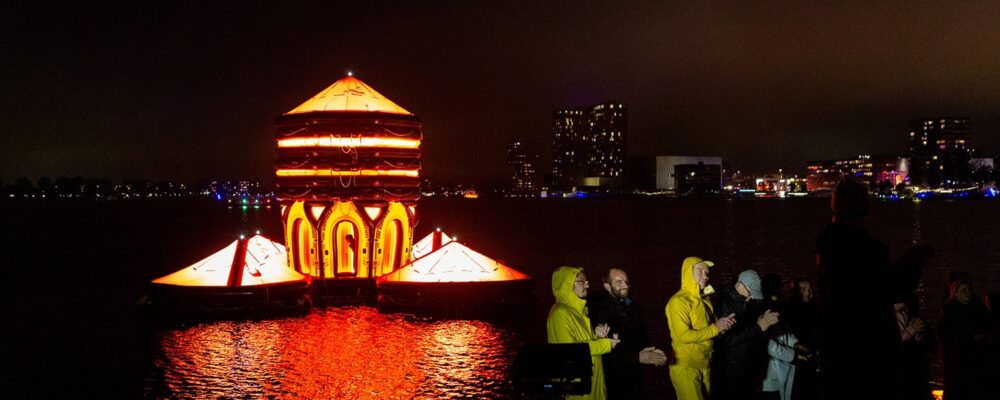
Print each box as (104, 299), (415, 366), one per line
(551, 108), (587, 191)
(908, 118), (971, 188)
(551, 101), (628, 190)
(506, 140), (540, 196)
(806, 155), (907, 193)
(582, 101), (627, 187)
(635, 155), (723, 195)
(274, 75), (420, 284)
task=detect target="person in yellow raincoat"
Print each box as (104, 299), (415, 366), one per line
(547, 266), (619, 400)
(666, 257), (736, 400)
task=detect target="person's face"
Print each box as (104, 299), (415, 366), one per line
(956, 283), (972, 305)
(735, 282), (752, 302)
(573, 272), (589, 299)
(693, 263), (710, 289)
(604, 269), (630, 300)
(798, 281), (813, 302)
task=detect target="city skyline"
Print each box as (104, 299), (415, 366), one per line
(4, 2), (1000, 183)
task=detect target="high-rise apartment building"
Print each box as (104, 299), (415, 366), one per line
(551, 108), (587, 191)
(506, 140), (539, 195)
(551, 102), (627, 190)
(908, 118), (971, 188)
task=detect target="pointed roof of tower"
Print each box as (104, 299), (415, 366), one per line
(285, 75), (412, 115)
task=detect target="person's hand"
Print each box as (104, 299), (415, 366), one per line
(911, 318), (926, 334)
(757, 309), (779, 331)
(639, 347), (668, 366)
(595, 323), (610, 338)
(716, 313), (736, 333)
(609, 333), (620, 349)
(795, 343), (811, 354)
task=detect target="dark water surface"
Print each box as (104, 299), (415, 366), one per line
(2, 198), (998, 398)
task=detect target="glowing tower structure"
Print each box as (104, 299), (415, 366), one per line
(274, 76), (420, 287)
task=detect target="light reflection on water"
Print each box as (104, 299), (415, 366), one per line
(148, 307), (518, 399)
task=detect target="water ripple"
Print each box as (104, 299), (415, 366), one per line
(147, 307), (519, 399)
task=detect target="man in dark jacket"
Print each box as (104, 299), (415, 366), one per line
(588, 267), (666, 400)
(711, 269), (780, 400)
(816, 176), (903, 400)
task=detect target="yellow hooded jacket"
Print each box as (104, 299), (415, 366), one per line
(665, 257), (720, 369)
(547, 266), (612, 400)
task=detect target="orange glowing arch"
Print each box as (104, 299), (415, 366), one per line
(283, 201), (319, 276)
(321, 202), (371, 278)
(372, 202), (413, 277)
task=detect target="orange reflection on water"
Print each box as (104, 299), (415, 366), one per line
(151, 307), (517, 399)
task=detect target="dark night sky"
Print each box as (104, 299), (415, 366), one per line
(3, 1), (1000, 184)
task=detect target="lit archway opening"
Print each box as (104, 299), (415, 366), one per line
(292, 218), (314, 276)
(380, 219), (404, 275)
(334, 221), (360, 276)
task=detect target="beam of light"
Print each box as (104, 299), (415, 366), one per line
(277, 137), (421, 149)
(276, 169), (419, 178)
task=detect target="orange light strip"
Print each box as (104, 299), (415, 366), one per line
(276, 169), (420, 178)
(278, 137), (420, 149)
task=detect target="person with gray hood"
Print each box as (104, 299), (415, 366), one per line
(711, 269), (780, 400)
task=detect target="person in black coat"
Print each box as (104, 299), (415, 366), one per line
(786, 277), (819, 400)
(940, 280), (989, 400)
(815, 176), (903, 400)
(711, 269), (780, 400)
(587, 267), (666, 400)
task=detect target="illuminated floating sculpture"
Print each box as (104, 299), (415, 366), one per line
(275, 76), (421, 298)
(377, 230), (533, 311)
(147, 235), (311, 314)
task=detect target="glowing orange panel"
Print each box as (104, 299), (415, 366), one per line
(379, 242), (529, 283)
(285, 76), (412, 115)
(278, 137), (420, 149)
(276, 169), (419, 178)
(151, 235), (305, 287)
(240, 236), (304, 286)
(411, 231), (453, 260)
(153, 241), (239, 287)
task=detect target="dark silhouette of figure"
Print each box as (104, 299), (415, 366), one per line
(762, 273), (785, 312)
(815, 177), (903, 400)
(786, 277), (819, 400)
(940, 280), (989, 400)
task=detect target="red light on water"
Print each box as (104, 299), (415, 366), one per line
(151, 307), (517, 398)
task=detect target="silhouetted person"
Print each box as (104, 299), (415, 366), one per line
(786, 277), (819, 400)
(985, 292), (1000, 398)
(940, 280), (989, 400)
(762, 273), (785, 312)
(588, 267), (666, 399)
(712, 269), (779, 400)
(815, 176), (902, 400)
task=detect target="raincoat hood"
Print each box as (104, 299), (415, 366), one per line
(681, 256), (715, 297)
(552, 266), (587, 313)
